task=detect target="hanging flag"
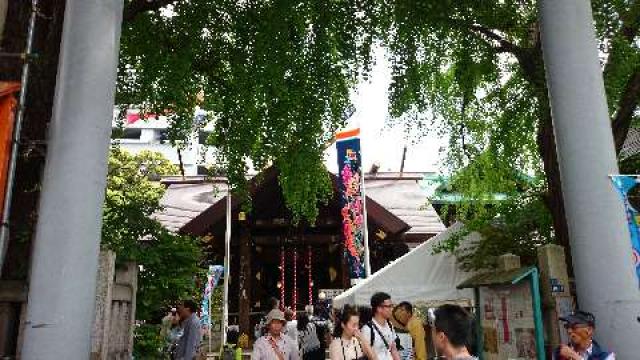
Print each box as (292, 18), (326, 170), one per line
(126, 112), (140, 124)
(610, 175), (640, 286)
(336, 128), (366, 279)
(200, 265), (225, 330)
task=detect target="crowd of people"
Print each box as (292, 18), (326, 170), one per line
(160, 293), (614, 360)
(252, 292), (478, 360)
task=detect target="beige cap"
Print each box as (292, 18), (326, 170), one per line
(266, 309), (286, 324)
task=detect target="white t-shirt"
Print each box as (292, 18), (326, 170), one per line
(285, 320), (299, 351)
(396, 332), (413, 360)
(361, 319), (396, 360)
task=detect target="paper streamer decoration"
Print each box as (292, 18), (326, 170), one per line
(336, 128), (366, 279)
(280, 245), (286, 309)
(610, 175), (640, 286)
(292, 247), (298, 318)
(307, 245), (313, 305)
(200, 265), (224, 330)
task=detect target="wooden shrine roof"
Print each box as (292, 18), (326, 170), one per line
(153, 169), (445, 239)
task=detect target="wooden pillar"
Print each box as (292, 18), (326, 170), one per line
(237, 212), (252, 336)
(340, 243), (350, 289)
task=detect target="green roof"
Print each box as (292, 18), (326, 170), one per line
(457, 266), (537, 289)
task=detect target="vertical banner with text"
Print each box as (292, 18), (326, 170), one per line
(336, 129), (366, 279)
(610, 175), (640, 287)
(201, 265), (225, 330)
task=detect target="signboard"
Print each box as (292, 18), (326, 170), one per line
(319, 289), (344, 300)
(479, 283), (538, 360)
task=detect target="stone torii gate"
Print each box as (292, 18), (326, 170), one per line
(16, 0), (640, 358)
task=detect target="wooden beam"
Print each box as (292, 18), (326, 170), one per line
(252, 235), (338, 246)
(238, 221), (252, 336)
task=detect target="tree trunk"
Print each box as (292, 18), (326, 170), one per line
(518, 43), (573, 273)
(537, 99), (572, 267)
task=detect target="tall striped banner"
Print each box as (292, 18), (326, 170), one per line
(200, 265), (225, 330)
(336, 129), (367, 279)
(610, 175), (640, 287)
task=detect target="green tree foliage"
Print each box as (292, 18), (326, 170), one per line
(102, 147), (204, 320)
(117, 1), (640, 268)
(118, 0), (382, 222)
(380, 0), (640, 268)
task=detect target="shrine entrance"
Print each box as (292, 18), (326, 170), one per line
(180, 167), (411, 336)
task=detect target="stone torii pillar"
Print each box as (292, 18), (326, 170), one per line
(20, 0), (123, 358)
(538, 1), (640, 358)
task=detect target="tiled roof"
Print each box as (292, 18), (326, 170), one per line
(152, 182), (226, 233)
(154, 173), (444, 237)
(620, 128), (640, 159)
(364, 178), (445, 236)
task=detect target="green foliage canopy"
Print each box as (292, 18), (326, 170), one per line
(118, 0), (383, 221)
(118, 0), (640, 268)
(102, 147), (204, 320)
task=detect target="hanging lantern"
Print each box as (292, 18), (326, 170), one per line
(292, 247), (298, 319)
(280, 245), (286, 310)
(308, 245), (313, 305)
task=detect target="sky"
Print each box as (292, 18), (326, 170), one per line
(324, 48), (448, 174)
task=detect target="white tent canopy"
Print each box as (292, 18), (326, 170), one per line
(332, 223), (479, 308)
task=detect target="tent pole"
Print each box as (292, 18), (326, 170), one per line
(222, 186), (232, 349)
(361, 162), (371, 278)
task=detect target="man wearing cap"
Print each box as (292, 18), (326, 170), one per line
(554, 311), (615, 360)
(253, 309), (300, 360)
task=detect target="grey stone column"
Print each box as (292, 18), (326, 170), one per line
(538, 1), (640, 357)
(20, 0), (123, 358)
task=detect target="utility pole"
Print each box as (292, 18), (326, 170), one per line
(538, 1), (640, 358)
(21, 0), (123, 358)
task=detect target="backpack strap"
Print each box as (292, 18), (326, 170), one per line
(366, 322), (375, 347)
(369, 321), (392, 350)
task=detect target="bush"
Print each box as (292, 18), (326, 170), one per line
(133, 323), (166, 359)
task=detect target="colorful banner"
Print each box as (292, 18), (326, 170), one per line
(200, 265), (224, 330)
(0, 82), (20, 219)
(336, 128), (366, 279)
(610, 175), (640, 286)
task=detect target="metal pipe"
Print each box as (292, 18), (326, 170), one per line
(0, 0), (39, 276)
(221, 185), (232, 348)
(361, 154), (371, 278)
(400, 145), (407, 175)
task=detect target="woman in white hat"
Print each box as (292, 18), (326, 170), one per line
(252, 309), (300, 360)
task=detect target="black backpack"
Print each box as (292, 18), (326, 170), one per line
(312, 320), (328, 349)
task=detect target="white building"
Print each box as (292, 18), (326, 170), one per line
(111, 110), (216, 176)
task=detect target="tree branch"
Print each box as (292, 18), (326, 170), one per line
(469, 24), (520, 55)
(603, 2), (640, 80)
(613, 69), (640, 153)
(123, 0), (180, 23)
(620, 1), (640, 43)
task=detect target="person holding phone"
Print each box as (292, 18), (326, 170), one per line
(329, 306), (377, 360)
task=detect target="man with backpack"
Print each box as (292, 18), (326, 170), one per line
(361, 292), (401, 360)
